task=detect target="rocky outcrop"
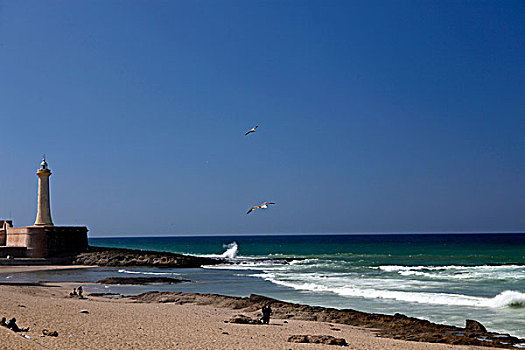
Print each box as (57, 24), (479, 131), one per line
(465, 319), (487, 333)
(96, 277), (190, 285)
(288, 335), (348, 346)
(128, 292), (525, 348)
(74, 246), (223, 268)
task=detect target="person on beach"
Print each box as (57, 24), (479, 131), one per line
(260, 304), (272, 324)
(1, 317), (7, 327)
(77, 286), (83, 298)
(6, 318), (29, 332)
(69, 288), (77, 296)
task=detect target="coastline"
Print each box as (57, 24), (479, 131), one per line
(0, 265), (522, 349)
(0, 273), (492, 350)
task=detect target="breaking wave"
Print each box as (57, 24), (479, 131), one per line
(262, 275), (525, 308)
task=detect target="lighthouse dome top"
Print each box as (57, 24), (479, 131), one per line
(37, 156), (51, 175)
(40, 156), (48, 169)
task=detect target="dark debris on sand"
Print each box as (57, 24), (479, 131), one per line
(288, 335), (348, 346)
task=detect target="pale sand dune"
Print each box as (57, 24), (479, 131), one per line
(0, 267), (493, 350)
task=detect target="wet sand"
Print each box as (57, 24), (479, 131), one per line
(0, 265), (92, 275)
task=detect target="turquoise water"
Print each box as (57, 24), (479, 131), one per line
(90, 233), (525, 265)
(4, 233), (525, 338)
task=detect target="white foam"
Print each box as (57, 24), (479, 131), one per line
(202, 261), (289, 271)
(117, 269), (180, 276)
(289, 259), (320, 265)
(202, 264), (262, 271)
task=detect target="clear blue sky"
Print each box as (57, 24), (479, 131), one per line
(1, 1), (524, 237)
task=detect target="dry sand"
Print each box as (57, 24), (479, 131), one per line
(0, 266), (493, 350)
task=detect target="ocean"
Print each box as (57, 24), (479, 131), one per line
(3, 233), (525, 338)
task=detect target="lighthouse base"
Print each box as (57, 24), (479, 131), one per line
(0, 225), (88, 258)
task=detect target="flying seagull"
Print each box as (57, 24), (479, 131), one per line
(247, 201), (276, 214)
(245, 126), (258, 136)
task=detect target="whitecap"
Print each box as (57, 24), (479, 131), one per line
(488, 291), (525, 308)
(377, 264), (525, 280)
(117, 269), (180, 276)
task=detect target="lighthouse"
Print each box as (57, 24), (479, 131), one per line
(0, 157), (88, 259)
(34, 156), (54, 226)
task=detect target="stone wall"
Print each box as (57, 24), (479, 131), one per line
(5, 227), (29, 247)
(4, 226), (88, 258)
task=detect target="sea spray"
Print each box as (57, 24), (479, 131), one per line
(221, 242), (238, 259)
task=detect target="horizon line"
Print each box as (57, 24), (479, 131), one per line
(89, 231), (525, 239)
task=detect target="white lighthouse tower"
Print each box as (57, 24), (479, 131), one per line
(34, 156), (54, 226)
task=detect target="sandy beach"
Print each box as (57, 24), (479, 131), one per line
(0, 266), (497, 350)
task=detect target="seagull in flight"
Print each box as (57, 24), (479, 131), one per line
(247, 201), (276, 214)
(245, 125), (258, 136)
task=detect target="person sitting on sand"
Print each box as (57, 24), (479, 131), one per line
(1, 317), (7, 327)
(77, 286), (83, 298)
(6, 318), (29, 332)
(260, 303), (272, 324)
(69, 288), (77, 296)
